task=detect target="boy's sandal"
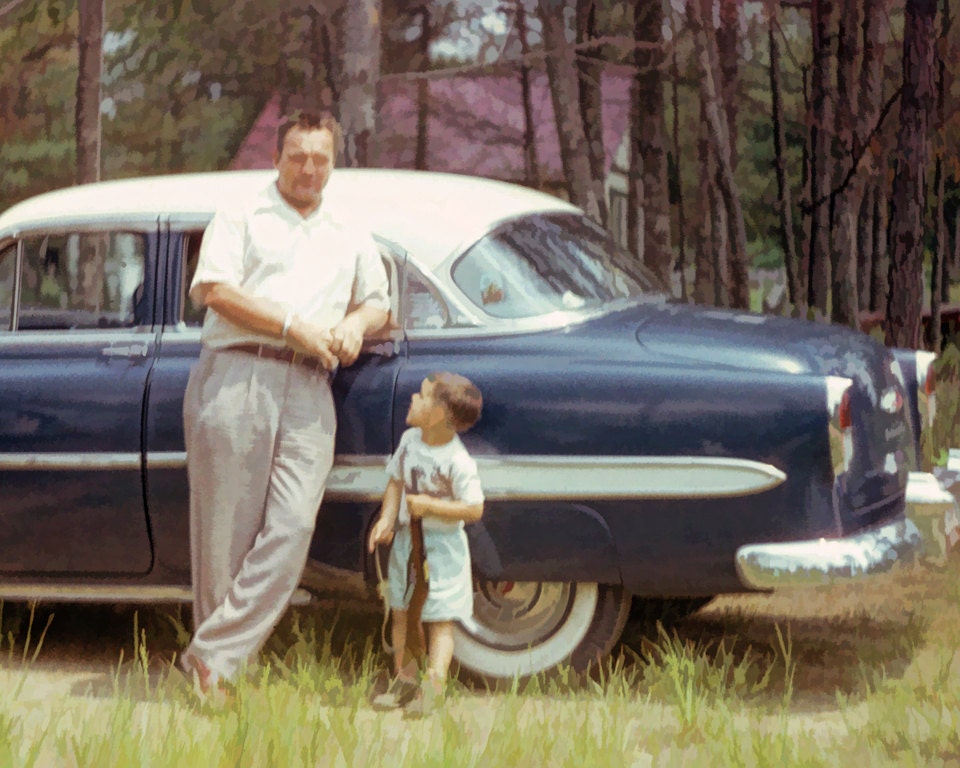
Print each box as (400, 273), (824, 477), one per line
(370, 676), (420, 711)
(402, 678), (443, 720)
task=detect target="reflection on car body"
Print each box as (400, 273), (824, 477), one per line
(0, 169), (956, 682)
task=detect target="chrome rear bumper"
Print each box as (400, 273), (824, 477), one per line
(735, 518), (923, 590)
(737, 462), (960, 589)
(907, 451), (960, 565)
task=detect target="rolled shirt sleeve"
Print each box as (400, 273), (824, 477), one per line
(351, 231), (390, 313)
(188, 208), (246, 306)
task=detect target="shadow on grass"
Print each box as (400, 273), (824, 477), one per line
(2, 560), (955, 714)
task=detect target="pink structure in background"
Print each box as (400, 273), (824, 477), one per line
(230, 66), (633, 185)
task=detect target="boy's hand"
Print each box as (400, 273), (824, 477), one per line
(406, 494), (430, 519)
(367, 516), (394, 552)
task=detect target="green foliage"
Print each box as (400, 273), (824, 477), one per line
(921, 342), (960, 468)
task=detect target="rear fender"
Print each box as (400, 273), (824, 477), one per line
(467, 501), (621, 584)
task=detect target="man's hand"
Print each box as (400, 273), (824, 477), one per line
(286, 317), (338, 370)
(367, 516), (395, 552)
(330, 315), (366, 366)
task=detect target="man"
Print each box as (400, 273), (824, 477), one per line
(180, 111), (389, 698)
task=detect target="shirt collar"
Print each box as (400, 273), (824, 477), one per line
(256, 179), (335, 224)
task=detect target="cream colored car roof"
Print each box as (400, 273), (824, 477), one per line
(0, 169), (578, 272)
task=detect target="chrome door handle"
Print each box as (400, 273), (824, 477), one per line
(101, 343), (149, 358)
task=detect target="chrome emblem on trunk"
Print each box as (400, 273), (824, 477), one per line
(879, 387), (904, 414)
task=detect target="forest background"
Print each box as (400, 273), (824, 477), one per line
(1, 0), (958, 351)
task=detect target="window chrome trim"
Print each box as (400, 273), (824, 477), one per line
(10, 239), (23, 331)
(0, 328), (155, 347)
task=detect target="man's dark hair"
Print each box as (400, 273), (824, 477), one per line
(276, 111), (343, 156)
(428, 372), (483, 432)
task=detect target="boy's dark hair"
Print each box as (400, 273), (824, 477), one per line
(429, 372), (483, 432)
(276, 111), (343, 156)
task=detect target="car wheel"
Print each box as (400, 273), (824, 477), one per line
(452, 580), (630, 682)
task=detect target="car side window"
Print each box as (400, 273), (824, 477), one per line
(0, 244), (14, 331)
(403, 266), (450, 331)
(15, 232), (146, 330)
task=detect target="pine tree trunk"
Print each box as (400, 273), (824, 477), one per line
(885, 0), (937, 349)
(687, 0), (749, 309)
(577, 0), (607, 226)
(670, 7), (688, 302)
(926, 0), (950, 350)
(540, 0), (602, 222)
(340, 0), (382, 168)
(516, 2), (540, 189)
(828, 0), (863, 328)
(692, 99), (719, 306)
(630, 0), (672, 286)
(415, 5), (430, 171)
(76, 0), (103, 184)
(806, 0), (837, 320)
(768, 2), (802, 315)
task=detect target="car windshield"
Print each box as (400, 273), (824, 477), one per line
(451, 213), (663, 319)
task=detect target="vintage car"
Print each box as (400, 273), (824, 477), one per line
(0, 169), (956, 682)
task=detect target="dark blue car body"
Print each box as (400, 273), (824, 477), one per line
(0, 169), (943, 679)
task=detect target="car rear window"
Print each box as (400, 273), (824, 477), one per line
(450, 213), (662, 319)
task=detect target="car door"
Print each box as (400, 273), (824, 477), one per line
(0, 229), (156, 575)
(144, 228), (408, 580)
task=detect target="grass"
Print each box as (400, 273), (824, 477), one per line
(1, 565), (959, 767)
(2, 352), (960, 766)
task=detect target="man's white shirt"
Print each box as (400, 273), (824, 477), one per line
(191, 178), (390, 349)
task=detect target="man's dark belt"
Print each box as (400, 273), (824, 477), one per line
(226, 343), (330, 374)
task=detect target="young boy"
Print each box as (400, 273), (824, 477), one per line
(366, 372), (484, 716)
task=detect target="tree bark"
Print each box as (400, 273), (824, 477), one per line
(885, 0), (937, 349)
(515, 1), (540, 188)
(670, 5), (687, 302)
(767, 2), (802, 315)
(926, 0), (950, 351)
(828, 0), (863, 328)
(692, 97), (719, 306)
(75, 0), (103, 184)
(629, 0), (672, 286)
(687, 0), (750, 309)
(415, 5), (430, 171)
(856, 0), (894, 319)
(577, 0), (607, 226)
(540, 0), (603, 222)
(340, 0), (382, 168)
(717, 0), (740, 161)
(870, 188), (890, 316)
(806, 0), (837, 320)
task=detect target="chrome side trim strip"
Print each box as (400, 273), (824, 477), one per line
(0, 453), (145, 471)
(0, 583), (315, 606)
(327, 454), (787, 501)
(735, 519), (922, 590)
(1, 452), (787, 499)
(0, 584), (194, 603)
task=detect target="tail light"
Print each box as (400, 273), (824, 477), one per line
(917, 352), (937, 428)
(827, 377), (855, 475)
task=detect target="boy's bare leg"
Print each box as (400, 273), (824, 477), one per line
(402, 621), (453, 717)
(426, 621), (455, 682)
(391, 610), (418, 680)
